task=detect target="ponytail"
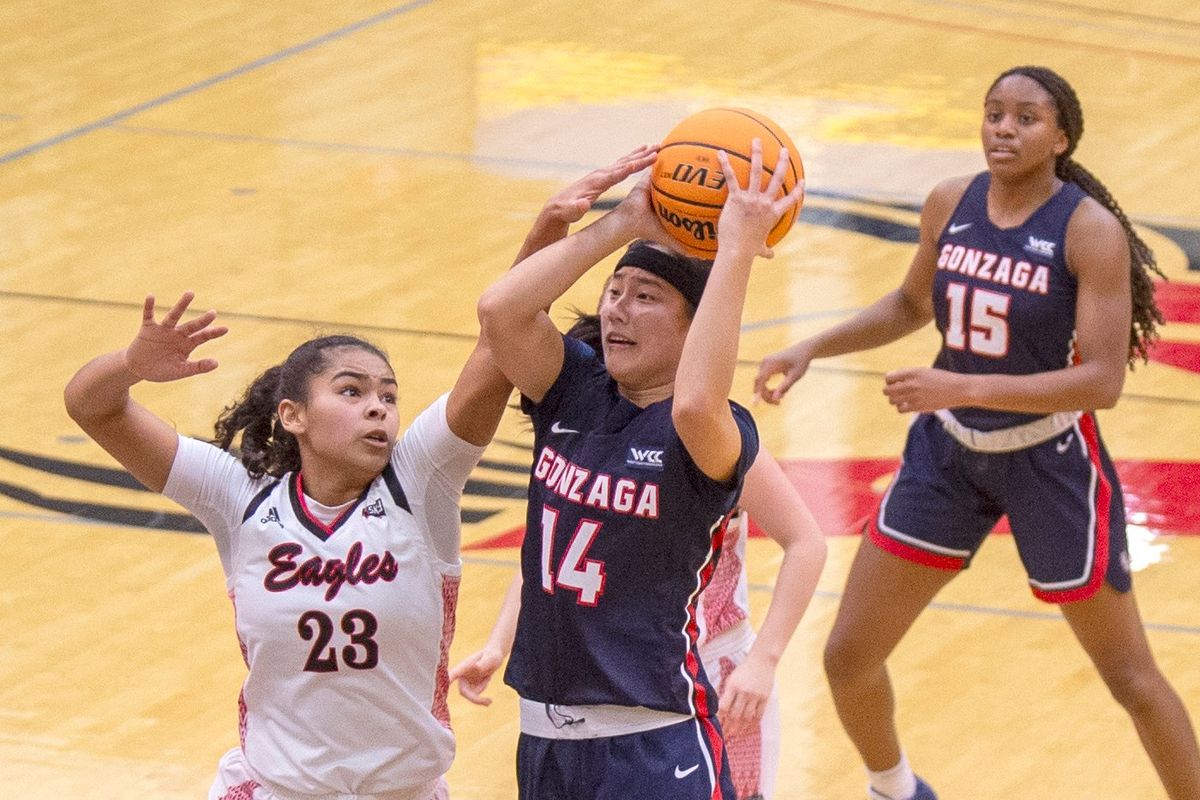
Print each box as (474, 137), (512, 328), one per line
(990, 66), (1165, 365)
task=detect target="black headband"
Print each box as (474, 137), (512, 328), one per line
(613, 242), (709, 309)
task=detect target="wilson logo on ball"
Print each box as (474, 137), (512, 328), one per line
(656, 201), (717, 243)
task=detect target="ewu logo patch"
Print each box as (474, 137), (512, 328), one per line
(626, 446), (664, 470)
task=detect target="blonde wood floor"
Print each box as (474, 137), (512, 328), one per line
(2, 1), (1198, 798)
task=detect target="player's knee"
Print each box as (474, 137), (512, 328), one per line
(1095, 660), (1168, 715)
(823, 628), (876, 686)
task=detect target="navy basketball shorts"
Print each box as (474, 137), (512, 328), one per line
(516, 717), (736, 800)
(868, 412), (1131, 603)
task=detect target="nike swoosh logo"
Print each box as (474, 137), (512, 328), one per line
(550, 421), (579, 435)
(1056, 434), (1074, 454)
(948, 222), (972, 234)
(674, 764), (700, 779)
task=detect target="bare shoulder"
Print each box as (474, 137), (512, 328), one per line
(1066, 195), (1129, 275)
(920, 174), (975, 231)
(1067, 194), (1122, 238)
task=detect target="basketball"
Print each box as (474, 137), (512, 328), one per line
(650, 107), (804, 258)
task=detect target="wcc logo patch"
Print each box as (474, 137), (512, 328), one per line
(626, 446), (664, 470)
(1024, 236), (1056, 259)
(362, 498), (386, 518)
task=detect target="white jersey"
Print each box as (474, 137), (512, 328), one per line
(165, 394), (483, 799)
(696, 509), (754, 660)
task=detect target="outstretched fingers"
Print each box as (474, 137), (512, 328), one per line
(600, 144), (658, 186)
(177, 307), (219, 336)
(773, 176), (806, 217)
(746, 137), (764, 193)
(160, 291), (196, 329)
(763, 147), (790, 198)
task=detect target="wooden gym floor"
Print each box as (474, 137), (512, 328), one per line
(1, 2), (1198, 797)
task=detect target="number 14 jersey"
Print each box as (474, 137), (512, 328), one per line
(505, 337), (759, 718)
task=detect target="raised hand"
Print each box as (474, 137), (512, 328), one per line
(715, 139), (805, 258)
(610, 169), (681, 251)
(754, 340), (816, 405)
(124, 292), (228, 383)
(546, 144), (659, 225)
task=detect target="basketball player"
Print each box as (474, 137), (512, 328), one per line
(453, 315), (827, 800)
(64, 297), (513, 800)
(476, 140), (804, 800)
(755, 66), (1200, 800)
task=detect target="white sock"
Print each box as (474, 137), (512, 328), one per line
(866, 753), (917, 800)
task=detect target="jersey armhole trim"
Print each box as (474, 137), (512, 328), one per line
(383, 463), (412, 513)
(241, 479), (281, 523)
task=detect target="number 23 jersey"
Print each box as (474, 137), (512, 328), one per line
(163, 394), (483, 797)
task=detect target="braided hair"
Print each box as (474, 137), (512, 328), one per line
(212, 335), (391, 479)
(988, 66), (1165, 365)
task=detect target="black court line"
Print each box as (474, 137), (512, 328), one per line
(0, 0), (436, 165)
(0, 443), (513, 531)
(0, 289), (478, 342)
(7, 286), (1195, 409)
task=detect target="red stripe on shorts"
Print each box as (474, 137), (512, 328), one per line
(1032, 414), (1111, 603)
(868, 508), (965, 571)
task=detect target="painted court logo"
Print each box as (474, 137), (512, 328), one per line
(1024, 236), (1056, 259)
(626, 446), (664, 470)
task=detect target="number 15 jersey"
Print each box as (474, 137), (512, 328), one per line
(932, 172), (1086, 431)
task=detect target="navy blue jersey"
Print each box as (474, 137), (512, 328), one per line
(932, 172), (1087, 431)
(504, 336), (759, 716)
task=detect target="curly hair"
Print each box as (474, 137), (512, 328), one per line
(212, 335), (390, 478)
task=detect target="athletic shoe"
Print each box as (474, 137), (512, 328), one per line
(868, 776), (938, 800)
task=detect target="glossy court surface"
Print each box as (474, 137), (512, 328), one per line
(2, 1), (1198, 797)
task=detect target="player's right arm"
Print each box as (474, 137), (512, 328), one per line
(448, 147), (660, 444)
(718, 446), (826, 734)
(477, 151), (662, 404)
(753, 176), (969, 404)
(449, 572), (522, 705)
(64, 292), (227, 493)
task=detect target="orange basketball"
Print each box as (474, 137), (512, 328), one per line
(650, 107), (804, 258)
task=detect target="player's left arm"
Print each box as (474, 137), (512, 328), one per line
(883, 198), (1131, 414)
(445, 341), (514, 447)
(717, 447), (827, 734)
(674, 143), (803, 480)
